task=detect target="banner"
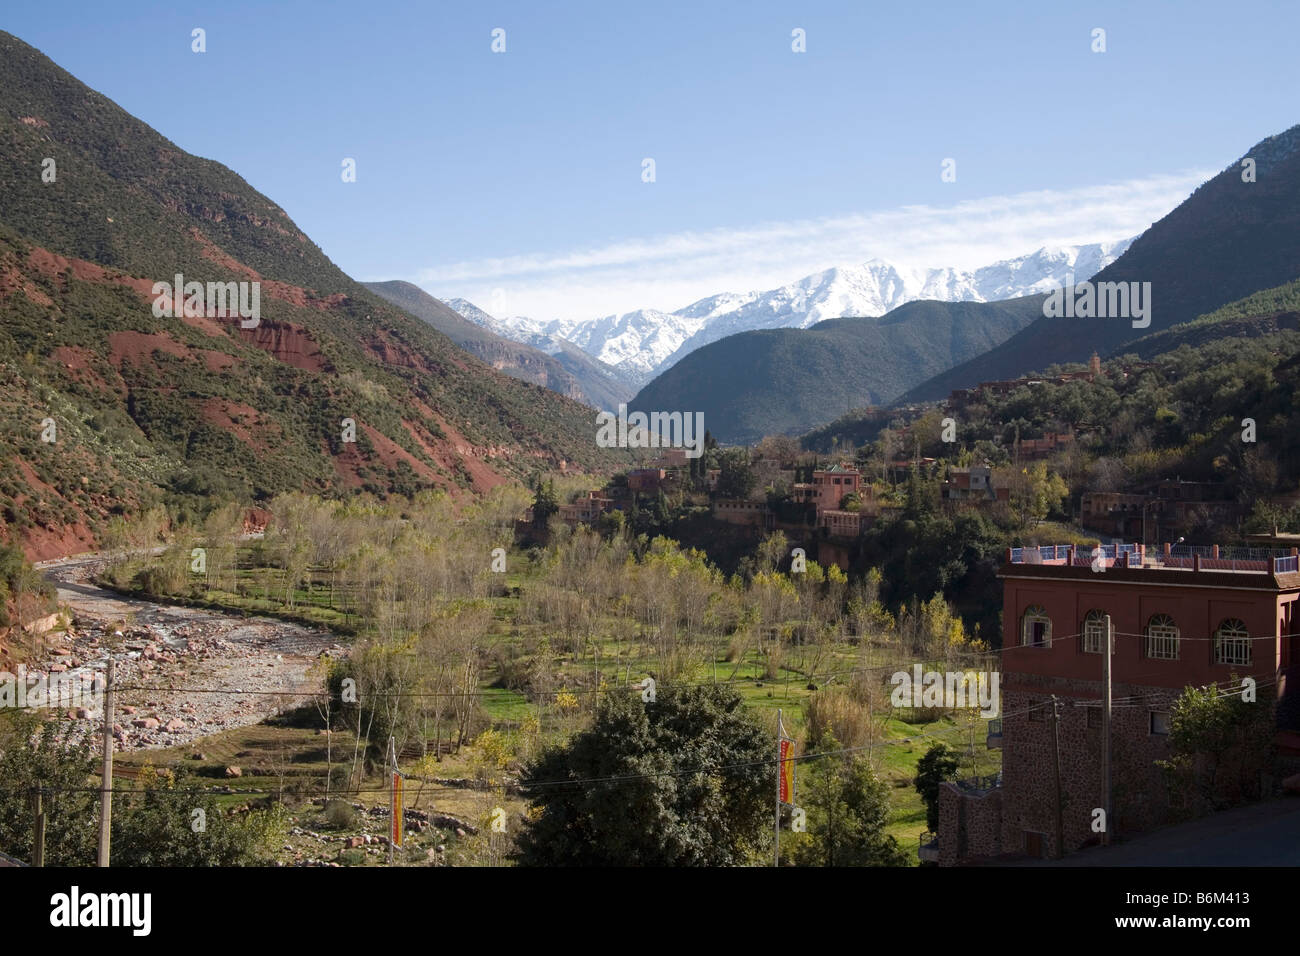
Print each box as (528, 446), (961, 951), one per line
(779, 738), (794, 805)
(390, 772), (404, 848)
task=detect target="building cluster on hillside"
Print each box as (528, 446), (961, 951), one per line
(523, 446), (709, 529)
(929, 541), (1300, 865)
(945, 353), (1159, 413)
(1080, 478), (1243, 539)
(945, 352), (1103, 410)
(713, 461), (875, 538)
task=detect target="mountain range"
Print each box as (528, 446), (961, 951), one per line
(450, 240), (1132, 389)
(630, 124), (1300, 443)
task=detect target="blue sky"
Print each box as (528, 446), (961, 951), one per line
(8, 1), (1300, 318)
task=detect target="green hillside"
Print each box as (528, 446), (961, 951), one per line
(0, 31), (625, 558)
(630, 295), (1046, 444)
(902, 124), (1300, 401)
(1119, 276), (1300, 357)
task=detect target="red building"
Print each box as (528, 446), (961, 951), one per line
(812, 464), (863, 513)
(936, 542), (1300, 864)
(627, 467), (669, 493)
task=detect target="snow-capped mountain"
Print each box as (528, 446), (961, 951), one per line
(449, 238), (1134, 387)
(444, 298), (589, 362)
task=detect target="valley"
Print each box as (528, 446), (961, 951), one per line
(0, 8), (1298, 905)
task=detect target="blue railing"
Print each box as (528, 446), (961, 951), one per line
(1010, 544), (1298, 574)
(1171, 545), (1287, 560)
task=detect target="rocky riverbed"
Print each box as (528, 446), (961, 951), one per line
(31, 554), (346, 751)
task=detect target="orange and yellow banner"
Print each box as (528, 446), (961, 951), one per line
(778, 738), (794, 805)
(390, 772), (404, 847)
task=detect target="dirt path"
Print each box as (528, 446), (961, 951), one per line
(32, 553), (346, 753)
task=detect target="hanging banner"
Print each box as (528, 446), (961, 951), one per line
(390, 772), (404, 848)
(779, 738), (794, 805)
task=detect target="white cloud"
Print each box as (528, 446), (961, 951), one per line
(403, 170), (1212, 321)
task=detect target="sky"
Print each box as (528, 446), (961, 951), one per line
(7, 1), (1300, 320)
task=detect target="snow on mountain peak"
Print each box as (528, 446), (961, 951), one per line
(447, 238), (1135, 386)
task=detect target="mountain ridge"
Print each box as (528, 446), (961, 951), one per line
(0, 30), (624, 559)
(628, 295), (1047, 444)
(900, 123), (1300, 403)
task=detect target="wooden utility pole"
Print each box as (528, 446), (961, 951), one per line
(1050, 695), (1064, 859)
(1101, 614), (1113, 846)
(98, 653), (115, 867)
(31, 790), (45, 867)
(387, 736), (401, 867)
(774, 709), (782, 867)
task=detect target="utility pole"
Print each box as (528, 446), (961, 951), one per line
(774, 709), (782, 867)
(1101, 614), (1113, 846)
(98, 653), (115, 867)
(1050, 695), (1064, 859)
(774, 709), (792, 867)
(31, 789), (45, 867)
(387, 736), (400, 866)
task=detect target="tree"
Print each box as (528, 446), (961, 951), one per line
(514, 684), (770, 865)
(110, 768), (288, 867)
(755, 531), (789, 574)
(531, 477), (559, 528)
(1007, 462), (1068, 529)
(914, 743), (960, 832)
(309, 655), (340, 793)
(1157, 681), (1276, 812)
(0, 713), (283, 866)
(789, 739), (910, 867)
(598, 507), (626, 538)
(0, 541), (54, 628)
(0, 714), (98, 865)
(716, 448), (757, 500)
(756, 434), (801, 463)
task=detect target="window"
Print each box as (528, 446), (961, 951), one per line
(1087, 706), (1102, 728)
(1146, 614), (1180, 660)
(1214, 619), (1251, 666)
(1082, 610), (1108, 654)
(1022, 606), (1051, 648)
(1150, 711), (1170, 735)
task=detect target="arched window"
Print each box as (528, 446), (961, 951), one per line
(1082, 610), (1109, 654)
(1214, 619), (1251, 666)
(1022, 606), (1051, 648)
(1146, 614), (1180, 660)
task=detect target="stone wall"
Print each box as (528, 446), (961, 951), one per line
(938, 781), (1002, 866)
(999, 676), (1180, 858)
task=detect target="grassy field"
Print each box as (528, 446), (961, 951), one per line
(105, 545), (1004, 865)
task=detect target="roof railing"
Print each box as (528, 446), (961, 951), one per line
(1008, 544), (1299, 575)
